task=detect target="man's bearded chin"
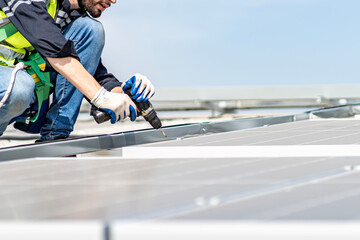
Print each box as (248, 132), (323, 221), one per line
(87, 8), (102, 18)
(80, 0), (102, 18)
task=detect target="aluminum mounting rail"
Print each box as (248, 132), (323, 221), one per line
(0, 104), (359, 161)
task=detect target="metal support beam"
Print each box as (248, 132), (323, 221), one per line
(0, 104), (359, 161)
(0, 114), (308, 161)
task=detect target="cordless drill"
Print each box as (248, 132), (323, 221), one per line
(92, 88), (167, 137)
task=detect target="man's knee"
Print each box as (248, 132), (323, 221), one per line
(80, 16), (105, 38)
(4, 70), (35, 115)
(63, 16), (105, 75)
(67, 16), (105, 49)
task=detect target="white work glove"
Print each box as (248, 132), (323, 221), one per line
(91, 87), (137, 124)
(121, 73), (155, 102)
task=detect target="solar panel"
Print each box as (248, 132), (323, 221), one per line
(0, 156), (359, 220)
(2, 112), (360, 238)
(142, 119), (360, 146)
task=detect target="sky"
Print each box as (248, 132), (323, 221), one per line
(99, 0), (360, 87)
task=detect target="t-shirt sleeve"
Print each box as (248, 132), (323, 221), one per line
(0, 0), (79, 68)
(94, 60), (123, 91)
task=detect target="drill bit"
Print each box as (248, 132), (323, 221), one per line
(159, 128), (167, 138)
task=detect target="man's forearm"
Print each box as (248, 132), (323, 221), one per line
(46, 56), (101, 100)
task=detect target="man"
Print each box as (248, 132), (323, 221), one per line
(0, 0), (155, 141)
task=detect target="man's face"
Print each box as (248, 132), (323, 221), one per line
(81, 0), (114, 18)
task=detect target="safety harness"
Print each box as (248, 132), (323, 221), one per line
(0, 0), (57, 132)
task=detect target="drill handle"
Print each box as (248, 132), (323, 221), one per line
(93, 108), (111, 124)
(92, 95), (151, 124)
(92, 86), (158, 124)
(123, 89), (151, 111)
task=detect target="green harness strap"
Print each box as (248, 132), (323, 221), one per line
(18, 53), (53, 122)
(0, 21), (18, 43)
(0, 22), (53, 122)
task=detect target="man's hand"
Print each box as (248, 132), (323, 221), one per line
(91, 87), (137, 124)
(122, 73), (155, 102)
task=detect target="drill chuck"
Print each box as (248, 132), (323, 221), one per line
(136, 101), (162, 129)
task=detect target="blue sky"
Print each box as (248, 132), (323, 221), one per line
(99, 0), (360, 87)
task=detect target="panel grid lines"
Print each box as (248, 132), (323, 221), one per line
(141, 120), (360, 147)
(2, 119), (360, 221)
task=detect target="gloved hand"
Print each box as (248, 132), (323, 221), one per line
(122, 73), (155, 102)
(91, 87), (137, 124)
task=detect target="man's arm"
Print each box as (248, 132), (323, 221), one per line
(48, 57), (124, 102)
(47, 57), (101, 100)
(47, 56), (138, 122)
(48, 57), (124, 100)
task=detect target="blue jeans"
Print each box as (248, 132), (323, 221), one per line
(0, 16), (105, 140)
(0, 67), (36, 135)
